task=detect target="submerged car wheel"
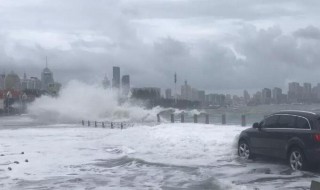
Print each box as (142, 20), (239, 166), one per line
(289, 148), (306, 171)
(238, 141), (252, 160)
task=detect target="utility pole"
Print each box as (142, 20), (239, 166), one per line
(174, 72), (177, 104)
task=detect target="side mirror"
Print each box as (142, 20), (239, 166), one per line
(253, 122), (260, 129)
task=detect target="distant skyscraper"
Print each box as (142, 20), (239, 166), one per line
(261, 88), (272, 104)
(198, 90), (205, 103)
(303, 83), (312, 93)
(131, 87), (161, 100)
(41, 59), (54, 91)
(181, 81), (191, 100)
(206, 94), (226, 106)
(288, 82), (305, 102)
(102, 75), (111, 89)
(174, 72), (177, 102)
(28, 77), (41, 90)
(243, 90), (250, 104)
(121, 75), (130, 96)
(225, 94), (232, 105)
(112, 66), (120, 89)
(191, 88), (199, 101)
(303, 82), (312, 100)
(272, 87), (282, 104)
(250, 91), (262, 105)
(165, 89), (172, 99)
(313, 83), (320, 100)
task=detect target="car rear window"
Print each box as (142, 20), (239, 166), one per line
(277, 115), (295, 128)
(295, 117), (310, 129)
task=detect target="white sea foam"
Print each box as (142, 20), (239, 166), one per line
(0, 121), (316, 189)
(27, 80), (163, 123)
(26, 80), (213, 125)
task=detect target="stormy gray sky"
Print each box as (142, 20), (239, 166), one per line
(1, 0), (320, 93)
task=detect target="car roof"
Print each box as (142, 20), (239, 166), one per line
(271, 110), (320, 120)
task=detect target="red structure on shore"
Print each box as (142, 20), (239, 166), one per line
(0, 90), (22, 99)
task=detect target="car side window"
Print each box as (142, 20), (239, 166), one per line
(262, 115), (279, 128)
(278, 115), (295, 128)
(295, 117), (309, 129)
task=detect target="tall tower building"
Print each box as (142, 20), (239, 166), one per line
(303, 82), (312, 100)
(41, 58), (54, 91)
(121, 75), (130, 96)
(112, 66), (120, 89)
(272, 87), (282, 104)
(288, 82), (301, 102)
(181, 81), (191, 100)
(243, 90), (250, 104)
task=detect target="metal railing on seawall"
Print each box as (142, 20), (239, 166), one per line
(80, 120), (157, 129)
(81, 112), (263, 129)
(156, 113), (249, 126)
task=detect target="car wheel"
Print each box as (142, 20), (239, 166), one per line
(238, 140), (252, 160)
(289, 147), (307, 171)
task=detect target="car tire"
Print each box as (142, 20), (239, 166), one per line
(288, 147), (307, 171)
(238, 140), (254, 160)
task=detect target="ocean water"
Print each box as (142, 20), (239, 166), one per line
(1, 81), (319, 189)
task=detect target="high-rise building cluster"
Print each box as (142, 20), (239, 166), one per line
(165, 81), (205, 103)
(165, 80), (225, 107)
(244, 82), (320, 106)
(0, 64), (60, 95)
(102, 66), (130, 97)
(163, 80), (320, 107)
(112, 66), (120, 89)
(121, 75), (130, 96)
(177, 81), (207, 104)
(131, 87), (161, 100)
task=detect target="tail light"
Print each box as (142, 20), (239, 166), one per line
(314, 134), (320, 142)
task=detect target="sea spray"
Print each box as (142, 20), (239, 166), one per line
(27, 80), (163, 123)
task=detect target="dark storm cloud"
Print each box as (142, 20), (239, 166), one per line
(123, 0), (301, 20)
(1, 0), (320, 92)
(294, 26), (320, 40)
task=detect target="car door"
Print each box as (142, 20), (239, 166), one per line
(250, 115), (279, 156)
(265, 114), (296, 158)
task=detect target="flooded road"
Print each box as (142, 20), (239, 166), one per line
(0, 116), (318, 189)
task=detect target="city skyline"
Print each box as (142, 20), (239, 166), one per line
(3, 64), (320, 95)
(1, 0), (320, 92)
(1, 53), (319, 96)
(4, 65), (320, 99)
(0, 63), (60, 95)
(3, 63), (320, 110)
(162, 77), (320, 106)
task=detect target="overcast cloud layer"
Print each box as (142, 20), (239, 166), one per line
(1, 0), (320, 93)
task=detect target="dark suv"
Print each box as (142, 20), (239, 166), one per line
(238, 110), (320, 170)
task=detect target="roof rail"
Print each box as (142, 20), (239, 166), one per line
(279, 110), (316, 115)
